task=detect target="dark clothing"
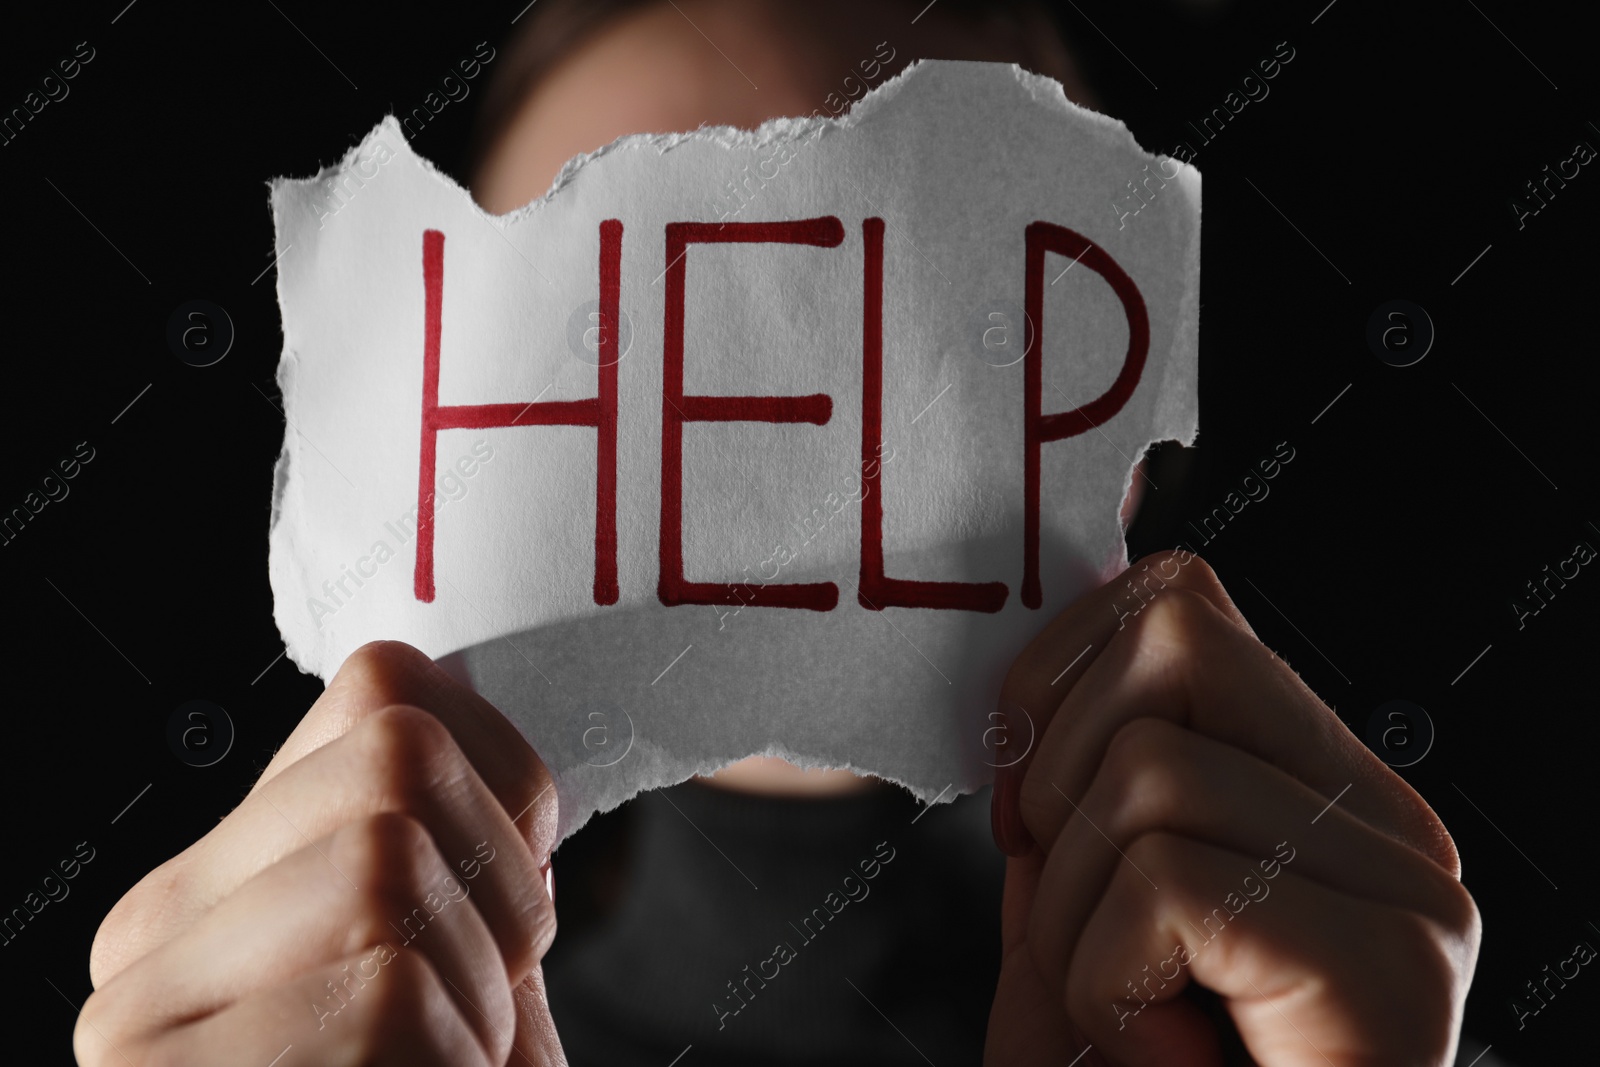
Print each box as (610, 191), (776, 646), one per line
(545, 780), (1006, 1065)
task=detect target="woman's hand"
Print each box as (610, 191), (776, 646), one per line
(77, 641), (565, 1067)
(985, 551), (1480, 1067)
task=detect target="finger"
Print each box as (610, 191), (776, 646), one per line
(1018, 587), (1456, 874)
(1029, 718), (1477, 992)
(1065, 833), (1469, 1067)
(101, 705), (554, 983)
(510, 966), (570, 1067)
(995, 849), (1086, 1061)
(993, 550), (1248, 856)
(985, 939), (1083, 1065)
(256, 641), (556, 853)
(86, 813), (518, 1063)
(91, 642), (558, 990)
(81, 947), (494, 1067)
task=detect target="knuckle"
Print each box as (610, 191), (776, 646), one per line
(1431, 872), (1482, 946)
(1122, 829), (1183, 885)
(1100, 719), (1189, 833)
(1390, 906), (1446, 968)
(336, 641), (436, 703)
(1016, 771), (1060, 844)
(336, 811), (436, 885)
(74, 990), (156, 1067)
(1183, 553), (1220, 588)
(1129, 585), (1217, 647)
(304, 642), (458, 764)
(1381, 907), (1466, 1032)
(1109, 585), (1222, 676)
(1102, 716), (1173, 773)
(332, 814), (442, 949)
(1131, 548), (1219, 592)
(357, 950), (450, 1052)
(381, 943), (442, 1003)
(74, 990), (115, 1066)
(355, 704), (461, 807)
(88, 856), (188, 988)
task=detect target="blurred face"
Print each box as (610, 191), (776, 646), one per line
(472, 0), (1089, 793)
(472, 0), (1090, 212)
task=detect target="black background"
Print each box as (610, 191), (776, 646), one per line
(2, 0), (1595, 1063)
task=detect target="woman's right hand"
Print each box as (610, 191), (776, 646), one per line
(77, 641), (565, 1067)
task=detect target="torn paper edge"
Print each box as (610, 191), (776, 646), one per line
(266, 61), (1202, 823)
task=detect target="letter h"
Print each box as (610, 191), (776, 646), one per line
(414, 225), (620, 604)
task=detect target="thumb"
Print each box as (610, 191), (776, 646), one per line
(510, 965), (567, 1067)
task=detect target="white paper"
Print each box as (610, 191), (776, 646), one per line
(268, 60), (1200, 841)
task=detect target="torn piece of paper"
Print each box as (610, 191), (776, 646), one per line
(268, 59), (1200, 842)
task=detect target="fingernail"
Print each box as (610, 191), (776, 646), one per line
(540, 860), (554, 906)
(990, 703), (1035, 857)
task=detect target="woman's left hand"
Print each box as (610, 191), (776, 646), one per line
(983, 551), (1480, 1067)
